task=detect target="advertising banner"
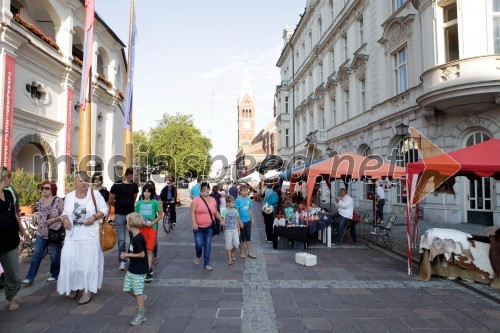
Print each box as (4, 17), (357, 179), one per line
(66, 88), (74, 172)
(2, 55), (16, 169)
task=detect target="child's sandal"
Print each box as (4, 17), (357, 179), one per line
(227, 259), (234, 265)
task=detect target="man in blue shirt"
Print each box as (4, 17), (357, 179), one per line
(190, 177), (202, 199)
(228, 182), (239, 199)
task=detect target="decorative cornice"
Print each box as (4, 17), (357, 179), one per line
(314, 83), (326, 105)
(337, 66), (351, 92)
(325, 75), (337, 100)
(378, 15), (415, 51)
(306, 94), (315, 107)
(440, 64), (460, 82)
(350, 53), (369, 80)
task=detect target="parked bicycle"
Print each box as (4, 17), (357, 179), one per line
(162, 201), (174, 233)
(18, 213), (48, 263)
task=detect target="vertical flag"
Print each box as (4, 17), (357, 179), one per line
(124, 4), (137, 129)
(2, 55), (16, 169)
(79, 0), (95, 111)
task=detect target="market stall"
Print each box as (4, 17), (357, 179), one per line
(406, 138), (500, 277)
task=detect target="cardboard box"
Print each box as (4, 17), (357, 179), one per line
(295, 252), (317, 266)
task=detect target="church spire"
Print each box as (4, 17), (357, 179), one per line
(239, 59), (254, 104)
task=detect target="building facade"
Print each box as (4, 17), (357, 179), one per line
(0, 0), (127, 194)
(275, 0), (500, 225)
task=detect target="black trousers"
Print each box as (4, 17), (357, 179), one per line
(262, 212), (275, 242)
(376, 199), (385, 221)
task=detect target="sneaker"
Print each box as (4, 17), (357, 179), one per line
(119, 262), (126, 271)
(204, 265), (213, 271)
(21, 279), (32, 285)
(145, 273), (154, 283)
(46, 277), (56, 282)
(194, 257), (201, 265)
(173, 222), (176, 226)
(130, 313), (147, 326)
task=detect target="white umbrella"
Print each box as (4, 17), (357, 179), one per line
(238, 171), (264, 184)
(264, 170), (282, 180)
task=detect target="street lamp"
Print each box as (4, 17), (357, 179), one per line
(395, 123), (410, 138)
(326, 147), (333, 157)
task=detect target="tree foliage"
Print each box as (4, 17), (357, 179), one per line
(134, 113), (212, 180)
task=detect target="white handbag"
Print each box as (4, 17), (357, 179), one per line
(262, 202), (274, 214)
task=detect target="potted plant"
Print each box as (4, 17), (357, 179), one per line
(11, 169), (42, 215)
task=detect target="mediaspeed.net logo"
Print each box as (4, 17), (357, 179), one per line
(408, 127), (461, 206)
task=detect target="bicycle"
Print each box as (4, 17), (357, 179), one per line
(19, 214), (48, 263)
(162, 201), (174, 233)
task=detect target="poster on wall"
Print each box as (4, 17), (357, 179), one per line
(2, 55), (16, 169)
(66, 89), (74, 173)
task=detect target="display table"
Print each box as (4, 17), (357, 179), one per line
(273, 226), (309, 250)
(417, 228), (500, 289)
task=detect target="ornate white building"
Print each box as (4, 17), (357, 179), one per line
(275, 0), (500, 225)
(0, 0), (127, 193)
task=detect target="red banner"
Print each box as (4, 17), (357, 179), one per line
(66, 88), (74, 173)
(2, 55), (16, 169)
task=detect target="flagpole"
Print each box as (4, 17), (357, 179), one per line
(123, 0), (135, 174)
(78, 68), (92, 172)
(77, 0), (95, 173)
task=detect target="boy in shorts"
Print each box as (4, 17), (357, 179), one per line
(122, 213), (149, 326)
(221, 196), (243, 265)
(235, 185), (256, 259)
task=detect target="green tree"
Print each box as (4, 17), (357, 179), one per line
(133, 130), (154, 180)
(143, 113), (212, 180)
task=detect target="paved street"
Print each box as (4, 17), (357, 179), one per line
(1, 200), (500, 333)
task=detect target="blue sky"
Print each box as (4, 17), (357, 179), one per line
(95, 0), (305, 161)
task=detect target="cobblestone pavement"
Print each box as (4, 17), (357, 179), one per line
(0, 201), (499, 333)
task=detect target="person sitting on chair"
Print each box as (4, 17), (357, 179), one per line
(332, 188), (356, 245)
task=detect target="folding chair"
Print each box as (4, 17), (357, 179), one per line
(335, 217), (356, 244)
(367, 215), (397, 249)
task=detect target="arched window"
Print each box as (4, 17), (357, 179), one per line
(329, 0), (334, 23)
(318, 18), (323, 39)
(308, 31), (313, 52)
(396, 138), (419, 203)
(465, 132), (493, 221)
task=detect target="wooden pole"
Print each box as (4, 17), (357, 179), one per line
(78, 67), (92, 172)
(123, 0), (135, 174)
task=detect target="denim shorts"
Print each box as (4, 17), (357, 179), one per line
(123, 271), (146, 295)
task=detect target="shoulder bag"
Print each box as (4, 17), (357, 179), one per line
(200, 196), (220, 235)
(91, 190), (117, 251)
(47, 197), (65, 243)
(262, 190), (274, 214)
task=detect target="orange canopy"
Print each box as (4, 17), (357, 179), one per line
(289, 153), (406, 206)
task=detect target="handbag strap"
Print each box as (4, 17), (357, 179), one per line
(90, 190), (98, 215)
(199, 196), (215, 222)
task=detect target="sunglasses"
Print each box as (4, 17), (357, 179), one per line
(41, 186), (51, 191)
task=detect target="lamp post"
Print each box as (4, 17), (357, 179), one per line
(395, 123), (410, 138)
(326, 147), (333, 157)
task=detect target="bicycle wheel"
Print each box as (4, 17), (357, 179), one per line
(163, 213), (171, 233)
(19, 241), (34, 263)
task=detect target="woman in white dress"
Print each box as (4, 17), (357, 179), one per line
(57, 171), (108, 305)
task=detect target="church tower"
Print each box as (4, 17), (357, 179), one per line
(237, 64), (255, 153)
